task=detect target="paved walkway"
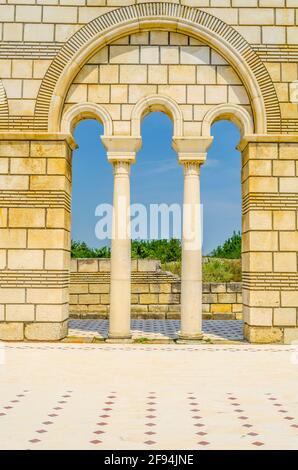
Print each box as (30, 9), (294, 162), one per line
(68, 319), (244, 342)
(0, 341), (298, 449)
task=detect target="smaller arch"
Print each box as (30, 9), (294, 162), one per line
(201, 104), (254, 137)
(131, 94), (183, 137)
(60, 102), (113, 136)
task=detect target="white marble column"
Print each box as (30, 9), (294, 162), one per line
(172, 137), (213, 342)
(101, 136), (141, 341)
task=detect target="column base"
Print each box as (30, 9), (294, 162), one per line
(106, 334), (133, 344)
(176, 332), (204, 344)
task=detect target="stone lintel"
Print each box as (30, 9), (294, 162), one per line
(0, 132), (77, 150)
(238, 134), (298, 152)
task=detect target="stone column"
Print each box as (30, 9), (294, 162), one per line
(101, 136), (141, 341)
(172, 137), (213, 342)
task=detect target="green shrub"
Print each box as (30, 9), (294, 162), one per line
(71, 240), (110, 258)
(71, 239), (181, 262)
(209, 231), (241, 259)
(131, 239), (181, 263)
(161, 258), (241, 282)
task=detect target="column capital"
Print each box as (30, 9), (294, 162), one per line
(101, 135), (142, 164)
(172, 136), (213, 165)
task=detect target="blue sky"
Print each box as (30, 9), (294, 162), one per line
(72, 113), (241, 255)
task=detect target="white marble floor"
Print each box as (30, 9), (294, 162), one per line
(0, 341), (297, 449)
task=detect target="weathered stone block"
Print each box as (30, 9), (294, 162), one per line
(210, 283), (226, 293)
(25, 321), (68, 341)
(132, 283), (149, 293)
(89, 284), (109, 294)
(6, 305), (35, 322)
(244, 324), (283, 344)
(78, 258), (99, 272)
(0, 322), (24, 341)
(283, 328), (298, 345)
(139, 293), (159, 304)
(210, 303), (232, 313)
(218, 293), (237, 303)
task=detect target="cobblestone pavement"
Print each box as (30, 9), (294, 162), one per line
(0, 341), (298, 450)
(68, 319), (244, 342)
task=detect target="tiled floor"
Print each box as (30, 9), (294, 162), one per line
(0, 342), (297, 449)
(68, 319), (244, 342)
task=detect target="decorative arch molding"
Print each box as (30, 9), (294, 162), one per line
(61, 102), (113, 136)
(35, 3), (281, 135)
(201, 104), (254, 137)
(131, 94), (183, 137)
(0, 80), (9, 131)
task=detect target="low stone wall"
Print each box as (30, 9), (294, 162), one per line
(70, 258), (242, 320)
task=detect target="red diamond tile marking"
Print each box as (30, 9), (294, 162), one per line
(48, 414), (58, 417)
(97, 422), (108, 426)
(145, 431), (155, 435)
(144, 440), (156, 445)
(99, 414), (110, 418)
(252, 441), (264, 446)
(145, 423), (156, 427)
(285, 416), (294, 420)
(36, 429), (47, 434)
(29, 439), (40, 444)
(43, 421), (53, 425)
(103, 408), (112, 411)
(53, 407), (62, 410)
(94, 430), (105, 435)
(291, 424), (298, 428)
(243, 424), (253, 428)
(146, 415), (156, 419)
(192, 416), (202, 419)
(197, 432), (207, 436)
(90, 440), (102, 445)
(239, 416), (248, 420)
(198, 441), (210, 446)
(247, 432), (258, 436)
(0, 413), (6, 416)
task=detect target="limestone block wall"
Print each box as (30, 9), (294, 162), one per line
(63, 30), (251, 137)
(0, 1), (297, 133)
(0, 136), (73, 341)
(69, 258), (242, 319)
(241, 138), (298, 344)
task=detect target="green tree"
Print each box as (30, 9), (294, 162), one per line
(71, 240), (110, 258)
(209, 231), (241, 259)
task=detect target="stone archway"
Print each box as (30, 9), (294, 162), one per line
(1, 3), (298, 344)
(34, 3), (279, 134)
